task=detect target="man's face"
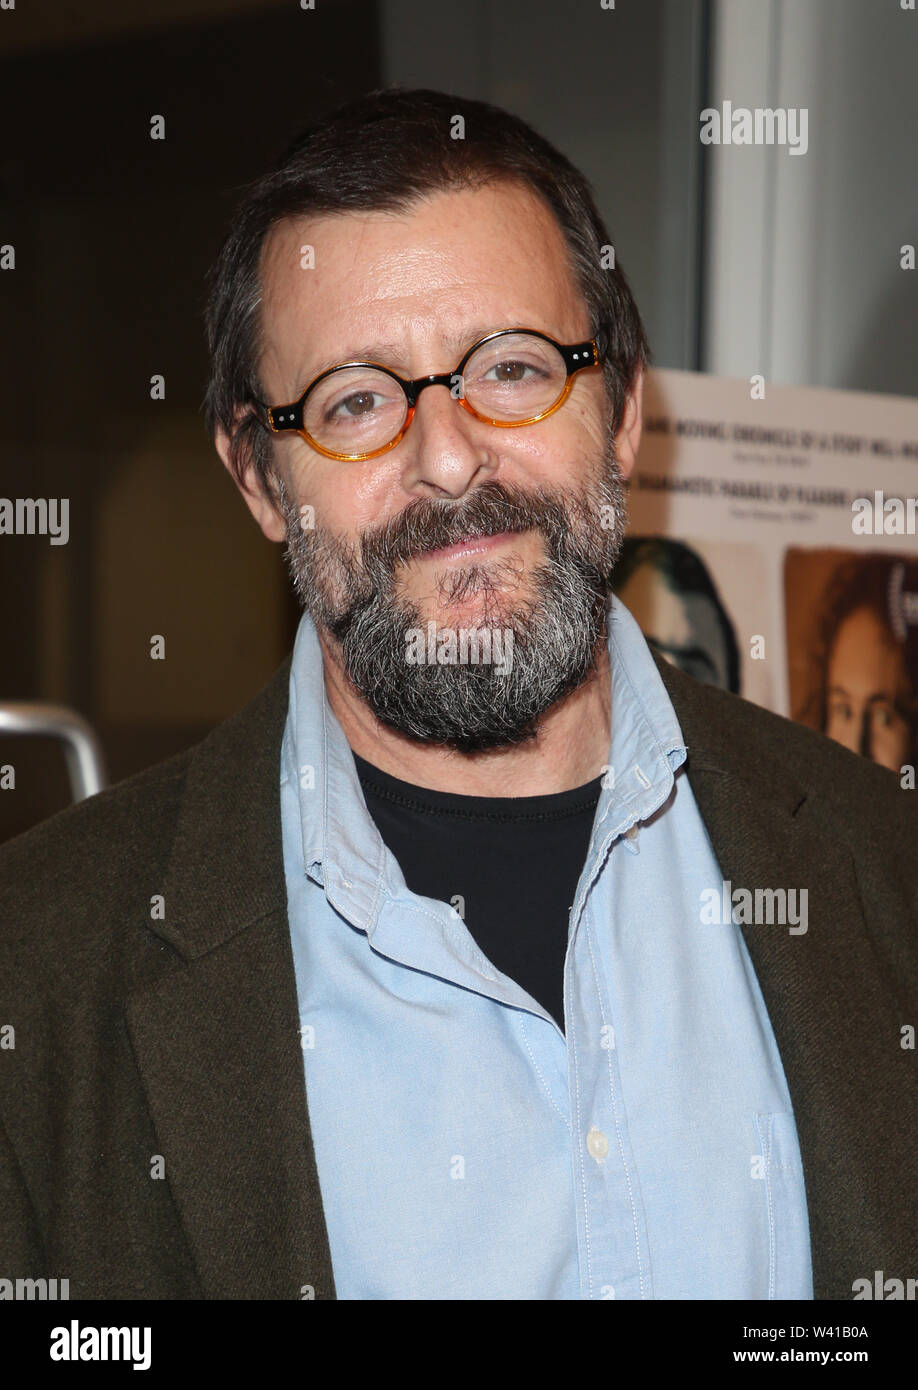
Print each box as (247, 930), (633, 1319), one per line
(616, 563), (733, 690)
(235, 181), (641, 751)
(824, 605), (914, 771)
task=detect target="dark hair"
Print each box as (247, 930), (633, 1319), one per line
(612, 536), (741, 694)
(202, 84), (650, 494)
(810, 553), (918, 739)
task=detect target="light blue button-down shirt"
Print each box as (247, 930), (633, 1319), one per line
(280, 595), (813, 1300)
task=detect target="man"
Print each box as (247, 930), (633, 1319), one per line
(612, 536), (742, 694)
(1, 87), (916, 1302)
(812, 555), (918, 772)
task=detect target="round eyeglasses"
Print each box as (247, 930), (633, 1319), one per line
(255, 325), (609, 461)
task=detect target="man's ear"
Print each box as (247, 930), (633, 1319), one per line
(612, 368), (645, 483)
(214, 412), (287, 543)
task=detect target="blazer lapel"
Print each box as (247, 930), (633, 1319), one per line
(654, 652), (918, 1299)
(118, 639), (915, 1301)
(125, 656), (336, 1300)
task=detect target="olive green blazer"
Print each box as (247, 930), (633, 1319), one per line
(1, 652), (916, 1300)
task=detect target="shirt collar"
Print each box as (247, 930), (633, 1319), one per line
(283, 593), (688, 918)
(281, 613), (389, 928)
(598, 592), (688, 839)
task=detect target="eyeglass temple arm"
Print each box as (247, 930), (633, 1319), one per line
(593, 322), (613, 362)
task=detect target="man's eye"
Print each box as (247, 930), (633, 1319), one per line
(329, 391), (382, 419)
(482, 359), (540, 383)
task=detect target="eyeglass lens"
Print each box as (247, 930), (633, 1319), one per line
(302, 332), (570, 454)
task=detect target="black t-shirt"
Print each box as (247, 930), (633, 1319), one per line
(352, 752), (603, 1032)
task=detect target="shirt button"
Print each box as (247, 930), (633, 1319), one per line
(622, 825), (640, 855)
(586, 1126), (610, 1163)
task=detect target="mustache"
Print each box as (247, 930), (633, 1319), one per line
(359, 480), (568, 572)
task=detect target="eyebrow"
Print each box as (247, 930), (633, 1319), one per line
(827, 685), (897, 704)
(297, 322), (542, 386)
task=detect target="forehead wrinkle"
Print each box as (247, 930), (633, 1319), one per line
(262, 186), (586, 395)
(296, 320), (563, 386)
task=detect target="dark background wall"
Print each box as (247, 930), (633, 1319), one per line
(0, 1), (381, 837)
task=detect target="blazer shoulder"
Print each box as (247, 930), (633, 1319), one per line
(654, 650), (918, 832)
(0, 742), (189, 881)
(0, 652), (293, 969)
(0, 744), (192, 980)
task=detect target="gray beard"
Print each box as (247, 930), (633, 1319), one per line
(275, 433), (628, 753)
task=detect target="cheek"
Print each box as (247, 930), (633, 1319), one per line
(825, 706), (852, 736)
(286, 457), (384, 539)
(538, 403), (610, 472)
(483, 419), (607, 492)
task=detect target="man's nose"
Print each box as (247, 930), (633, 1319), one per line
(400, 381), (494, 498)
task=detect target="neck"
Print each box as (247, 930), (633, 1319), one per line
(318, 633), (612, 797)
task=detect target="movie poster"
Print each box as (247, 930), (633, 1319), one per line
(622, 369), (918, 774)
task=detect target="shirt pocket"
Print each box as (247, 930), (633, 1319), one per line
(753, 1111), (814, 1300)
